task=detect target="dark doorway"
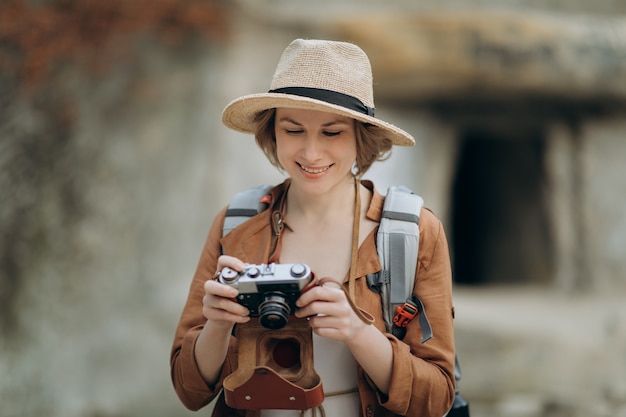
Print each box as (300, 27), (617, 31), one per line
(451, 127), (553, 286)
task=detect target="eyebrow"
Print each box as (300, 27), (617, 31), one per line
(277, 117), (351, 127)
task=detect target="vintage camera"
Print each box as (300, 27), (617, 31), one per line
(218, 263), (314, 329)
(220, 263), (323, 410)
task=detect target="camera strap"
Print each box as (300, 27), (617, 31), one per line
(346, 180), (376, 325)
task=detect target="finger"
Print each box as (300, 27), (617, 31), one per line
(204, 279), (238, 298)
(216, 255), (246, 273)
(209, 293), (249, 314)
(296, 284), (344, 308)
(203, 304), (250, 324)
(202, 292), (250, 320)
(295, 298), (348, 320)
(203, 280), (250, 317)
(307, 315), (351, 341)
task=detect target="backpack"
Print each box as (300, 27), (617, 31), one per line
(222, 184), (470, 417)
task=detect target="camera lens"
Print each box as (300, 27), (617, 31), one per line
(258, 292), (291, 329)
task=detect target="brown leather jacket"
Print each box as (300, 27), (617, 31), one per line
(170, 180), (456, 417)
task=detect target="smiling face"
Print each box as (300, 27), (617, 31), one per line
(274, 108), (357, 195)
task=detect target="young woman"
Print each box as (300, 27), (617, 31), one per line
(170, 38), (456, 417)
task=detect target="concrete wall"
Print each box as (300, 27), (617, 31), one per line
(1, 2), (626, 417)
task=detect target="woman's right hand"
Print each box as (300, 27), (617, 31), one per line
(194, 256), (251, 385)
(201, 255), (251, 327)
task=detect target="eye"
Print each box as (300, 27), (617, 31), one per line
(323, 131), (341, 137)
(285, 129), (304, 135)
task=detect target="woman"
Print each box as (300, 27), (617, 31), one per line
(170, 38), (456, 417)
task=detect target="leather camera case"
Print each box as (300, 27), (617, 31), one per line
(223, 317), (324, 410)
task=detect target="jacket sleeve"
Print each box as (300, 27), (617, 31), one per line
(169, 206), (236, 411)
(372, 208), (456, 416)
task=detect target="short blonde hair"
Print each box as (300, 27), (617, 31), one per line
(254, 109), (392, 177)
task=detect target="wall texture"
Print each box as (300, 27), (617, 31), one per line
(1, 1), (625, 417)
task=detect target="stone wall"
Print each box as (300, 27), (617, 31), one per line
(1, 2), (626, 417)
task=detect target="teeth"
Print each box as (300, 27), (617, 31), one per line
(301, 165), (329, 174)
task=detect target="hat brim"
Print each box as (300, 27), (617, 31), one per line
(221, 93), (415, 146)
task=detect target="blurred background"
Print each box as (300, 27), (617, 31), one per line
(1, 1), (625, 416)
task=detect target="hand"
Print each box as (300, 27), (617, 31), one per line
(294, 280), (366, 342)
(201, 255), (250, 328)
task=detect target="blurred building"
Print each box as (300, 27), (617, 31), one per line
(1, 1), (625, 417)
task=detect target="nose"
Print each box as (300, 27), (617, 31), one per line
(301, 135), (323, 161)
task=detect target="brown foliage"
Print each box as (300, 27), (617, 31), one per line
(0, 0), (228, 93)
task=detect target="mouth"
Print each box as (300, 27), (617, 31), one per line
(297, 163), (333, 174)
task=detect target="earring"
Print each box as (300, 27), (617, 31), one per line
(351, 162), (359, 177)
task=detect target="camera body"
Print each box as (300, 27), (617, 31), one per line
(218, 263), (314, 329)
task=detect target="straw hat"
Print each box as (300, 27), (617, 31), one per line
(221, 39), (415, 146)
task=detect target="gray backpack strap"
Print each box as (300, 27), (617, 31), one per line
(376, 186), (422, 324)
(222, 184), (273, 236)
(372, 185), (433, 343)
(372, 186), (469, 417)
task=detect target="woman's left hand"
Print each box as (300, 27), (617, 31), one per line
(294, 280), (366, 342)
(295, 278), (394, 394)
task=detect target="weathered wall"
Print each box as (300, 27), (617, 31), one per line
(1, 40), (218, 417)
(2, 1), (626, 417)
(0, 2), (230, 416)
(580, 117), (626, 291)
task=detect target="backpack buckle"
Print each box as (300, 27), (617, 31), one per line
(393, 300), (419, 328)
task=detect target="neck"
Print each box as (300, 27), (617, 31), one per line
(286, 176), (357, 221)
